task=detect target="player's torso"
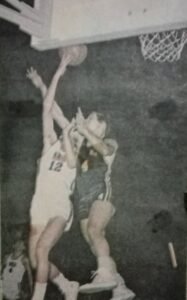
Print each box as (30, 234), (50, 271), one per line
(35, 140), (76, 193)
(76, 144), (107, 189)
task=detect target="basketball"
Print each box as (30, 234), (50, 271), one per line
(58, 45), (88, 66)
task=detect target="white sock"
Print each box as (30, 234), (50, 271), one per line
(52, 273), (69, 293)
(32, 282), (47, 300)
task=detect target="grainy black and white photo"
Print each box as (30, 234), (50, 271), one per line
(1, 1), (187, 300)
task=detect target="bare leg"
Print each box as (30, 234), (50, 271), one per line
(29, 225), (47, 300)
(51, 258), (79, 300)
(87, 200), (115, 257)
(30, 217), (67, 300)
(29, 224), (45, 269)
(29, 224), (60, 279)
(79, 200), (117, 293)
(35, 217), (66, 282)
(80, 201), (135, 298)
(80, 219), (96, 255)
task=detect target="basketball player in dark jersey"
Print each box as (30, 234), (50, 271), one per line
(75, 110), (136, 300)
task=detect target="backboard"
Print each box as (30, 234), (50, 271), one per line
(0, 0), (187, 51)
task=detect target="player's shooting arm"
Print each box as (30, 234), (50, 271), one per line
(42, 58), (71, 149)
(43, 60), (67, 115)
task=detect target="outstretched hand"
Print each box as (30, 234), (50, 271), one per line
(26, 67), (42, 88)
(76, 107), (87, 135)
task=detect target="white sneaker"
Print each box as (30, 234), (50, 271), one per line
(63, 281), (79, 300)
(110, 274), (135, 300)
(110, 288), (136, 300)
(79, 268), (117, 294)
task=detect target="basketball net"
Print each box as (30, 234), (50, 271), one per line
(139, 29), (187, 62)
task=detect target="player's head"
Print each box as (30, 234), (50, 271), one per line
(86, 112), (107, 139)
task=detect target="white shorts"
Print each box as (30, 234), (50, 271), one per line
(30, 189), (73, 232)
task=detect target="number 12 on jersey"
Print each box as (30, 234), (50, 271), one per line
(49, 161), (63, 172)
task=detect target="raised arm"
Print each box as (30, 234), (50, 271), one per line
(76, 109), (116, 157)
(41, 57), (71, 153)
(26, 67), (69, 129)
(43, 59), (68, 112)
(81, 129), (114, 156)
(63, 119), (78, 168)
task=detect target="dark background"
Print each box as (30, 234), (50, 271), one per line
(0, 2), (187, 299)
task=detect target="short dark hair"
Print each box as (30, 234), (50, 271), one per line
(95, 112), (105, 123)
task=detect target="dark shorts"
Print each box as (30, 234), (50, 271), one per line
(74, 168), (107, 220)
(78, 182), (106, 220)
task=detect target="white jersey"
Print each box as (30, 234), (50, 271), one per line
(30, 139), (76, 227)
(35, 139), (76, 197)
(2, 255), (25, 300)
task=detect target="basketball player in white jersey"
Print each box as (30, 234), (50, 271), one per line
(75, 111), (136, 300)
(26, 53), (81, 300)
